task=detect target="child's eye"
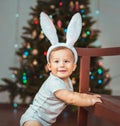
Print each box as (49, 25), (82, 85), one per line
(54, 60), (59, 63)
(64, 60), (70, 63)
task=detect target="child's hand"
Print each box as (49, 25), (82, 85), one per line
(89, 94), (102, 105)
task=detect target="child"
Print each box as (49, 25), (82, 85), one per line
(20, 12), (102, 126)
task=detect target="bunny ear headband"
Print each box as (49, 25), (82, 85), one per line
(40, 12), (82, 63)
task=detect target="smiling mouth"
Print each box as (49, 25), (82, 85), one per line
(58, 70), (66, 73)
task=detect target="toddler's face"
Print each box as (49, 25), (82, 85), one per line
(47, 48), (76, 82)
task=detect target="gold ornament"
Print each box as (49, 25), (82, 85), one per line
(106, 73), (110, 78)
(32, 49), (38, 55)
(44, 64), (49, 73)
(32, 30), (37, 38)
(33, 59), (38, 66)
(23, 55), (26, 58)
(82, 32), (87, 38)
(39, 32), (44, 39)
(82, 22), (86, 26)
(80, 5), (84, 9)
(50, 4), (55, 9)
(27, 43), (31, 49)
(13, 70), (18, 75)
(69, 1), (74, 11)
(72, 77), (76, 85)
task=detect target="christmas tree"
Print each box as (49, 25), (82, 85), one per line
(0, 0), (111, 104)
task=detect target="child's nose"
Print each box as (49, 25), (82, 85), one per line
(59, 61), (64, 67)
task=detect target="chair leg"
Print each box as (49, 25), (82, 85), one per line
(77, 107), (88, 126)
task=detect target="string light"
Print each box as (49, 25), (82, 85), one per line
(95, 10), (100, 15)
(23, 50), (29, 58)
(97, 79), (103, 84)
(12, 0), (20, 82)
(86, 31), (90, 35)
(14, 0), (20, 49)
(16, 13), (19, 18)
(82, 14), (86, 18)
(49, 15), (53, 19)
(39, 75), (43, 79)
(22, 72), (27, 84)
(64, 28), (67, 33)
(11, 74), (16, 79)
(81, 38), (85, 42)
(90, 75), (94, 80)
(80, 9), (85, 14)
(13, 103), (18, 108)
(89, 71), (92, 75)
(97, 68), (103, 75)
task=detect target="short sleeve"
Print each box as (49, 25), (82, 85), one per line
(48, 78), (67, 94)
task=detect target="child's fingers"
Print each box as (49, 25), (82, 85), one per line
(96, 98), (102, 103)
(92, 97), (102, 105)
(94, 94), (101, 98)
(94, 95), (102, 103)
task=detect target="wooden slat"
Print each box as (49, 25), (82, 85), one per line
(79, 56), (90, 93)
(77, 56), (90, 126)
(77, 107), (88, 126)
(76, 47), (120, 57)
(85, 95), (120, 126)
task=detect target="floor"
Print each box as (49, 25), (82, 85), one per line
(0, 104), (114, 126)
(0, 104), (77, 126)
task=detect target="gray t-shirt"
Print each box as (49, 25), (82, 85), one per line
(28, 73), (73, 124)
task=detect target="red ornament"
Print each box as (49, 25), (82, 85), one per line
(98, 62), (103, 66)
(57, 20), (62, 28)
(34, 20), (39, 25)
(75, 1), (79, 11)
(44, 51), (47, 56)
(59, 2), (63, 6)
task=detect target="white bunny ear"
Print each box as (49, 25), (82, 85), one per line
(66, 13), (82, 46)
(40, 12), (59, 45)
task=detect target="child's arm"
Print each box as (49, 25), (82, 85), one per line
(54, 90), (102, 106)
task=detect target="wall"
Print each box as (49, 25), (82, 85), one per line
(91, 0), (120, 95)
(0, 0), (120, 103)
(0, 0), (36, 103)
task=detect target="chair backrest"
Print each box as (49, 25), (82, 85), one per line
(76, 47), (120, 126)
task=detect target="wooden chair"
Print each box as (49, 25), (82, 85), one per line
(76, 47), (120, 126)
